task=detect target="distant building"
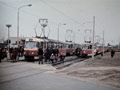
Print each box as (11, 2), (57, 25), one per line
(9, 37), (28, 48)
(0, 40), (4, 43)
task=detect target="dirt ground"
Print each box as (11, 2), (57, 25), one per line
(57, 52), (120, 88)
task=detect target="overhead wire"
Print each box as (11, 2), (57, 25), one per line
(39, 0), (85, 27)
(0, 1), (84, 27)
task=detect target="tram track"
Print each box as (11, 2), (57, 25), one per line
(53, 57), (88, 69)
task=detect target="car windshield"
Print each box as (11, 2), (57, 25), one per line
(25, 41), (38, 49)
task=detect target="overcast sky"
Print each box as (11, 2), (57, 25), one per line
(0, 0), (120, 45)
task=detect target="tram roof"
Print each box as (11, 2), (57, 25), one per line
(26, 38), (49, 42)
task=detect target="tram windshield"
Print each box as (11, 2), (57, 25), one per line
(82, 45), (92, 49)
(82, 46), (88, 49)
(25, 41), (39, 49)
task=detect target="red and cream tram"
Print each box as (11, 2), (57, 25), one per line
(65, 41), (81, 56)
(81, 43), (97, 57)
(81, 42), (105, 57)
(95, 44), (104, 55)
(24, 38), (47, 60)
(24, 37), (67, 61)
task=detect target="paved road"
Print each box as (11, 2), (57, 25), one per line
(0, 61), (119, 90)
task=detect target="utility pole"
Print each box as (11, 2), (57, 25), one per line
(102, 30), (104, 56)
(92, 16), (95, 58)
(119, 42), (120, 48)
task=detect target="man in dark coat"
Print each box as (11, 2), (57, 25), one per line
(10, 47), (13, 60)
(12, 48), (18, 62)
(38, 47), (43, 64)
(111, 49), (115, 58)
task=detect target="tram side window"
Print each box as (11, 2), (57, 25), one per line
(66, 44), (69, 48)
(89, 45), (92, 49)
(63, 44), (67, 48)
(68, 44), (73, 48)
(41, 42), (43, 48)
(68, 45), (70, 48)
(47, 43), (51, 48)
(71, 44), (73, 48)
(36, 42), (40, 48)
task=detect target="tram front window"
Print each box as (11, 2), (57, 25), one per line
(82, 46), (88, 50)
(25, 41), (38, 49)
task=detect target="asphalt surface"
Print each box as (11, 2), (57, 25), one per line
(0, 59), (119, 90)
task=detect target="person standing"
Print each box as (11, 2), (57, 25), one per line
(10, 47), (13, 60)
(44, 48), (48, 62)
(55, 47), (59, 62)
(38, 47), (43, 64)
(12, 48), (18, 62)
(111, 49), (115, 58)
(21, 46), (24, 56)
(49, 47), (54, 64)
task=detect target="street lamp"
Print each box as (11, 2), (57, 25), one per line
(102, 30), (105, 56)
(92, 16), (95, 58)
(17, 4), (32, 48)
(6, 24), (12, 60)
(58, 23), (66, 44)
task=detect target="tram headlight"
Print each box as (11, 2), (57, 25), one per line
(32, 52), (34, 55)
(83, 51), (86, 53)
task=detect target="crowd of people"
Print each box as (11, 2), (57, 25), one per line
(0, 46), (24, 63)
(38, 47), (61, 65)
(0, 45), (61, 65)
(0, 45), (116, 64)
(9, 46), (24, 62)
(0, 46), (7, 63)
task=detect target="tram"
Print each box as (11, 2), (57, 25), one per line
(24, 37), (67, 61)
(81, 42), (97, 57)
(95, 44), (104, 55)
(24, 38), (46, 60)
(81, 42), (106, 57)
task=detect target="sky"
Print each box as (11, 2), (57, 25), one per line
(0, 0), (120, 45)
